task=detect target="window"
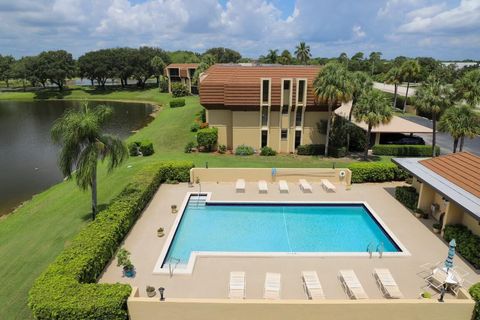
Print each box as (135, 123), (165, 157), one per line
(262, 80), (270, 103)
(169, 68), (179, 77)
(261, 107), (268, 126)
(295, 106), (302, 126)
(189, 68), (196, 78)
(282, 80), (291, 106)
(298, 80), (305, 103)
(283, 80), (290, 90)
(261, 130), (268, 147)
(282, 105), (289, 114)
(295, 131), (302, 149)
(281, 129), (288, 140)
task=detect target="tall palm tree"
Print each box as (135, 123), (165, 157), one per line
(399, 59), (421, 113)
(346, 71), (372, 153)
(265, 49), (279, 64)
(438, 104), (480, 152)
(295, 42), (311, 65)
(51, 103), (128, 220)
(415, 76), (452, 157)
(338, 52), (349, 68)
(313, 62), (353, 156)
(353, 89), (393, 160)
(384, 67), (402, 109)
(369, 51), (382, 75)
(454, 69), (480, 106)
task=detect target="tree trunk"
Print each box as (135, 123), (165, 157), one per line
(346, 98), (356, 154)
(90, 79), (94, 87)
(6, 79), (9, 88)
(91, 166), (97, 220)
(453, 138), (458, 153)
(156, 76), (159, 84)
(403, 82), (410, 113)
(459, 136), (465, 152)
(393, 84), (398, 109)
(364, 124), (371, 160)
(371, 61), (374, 76)
(432, 112), (437, 157)
(324, 101), (333, 157)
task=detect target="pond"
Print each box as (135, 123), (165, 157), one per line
(0, 100), (154, 216)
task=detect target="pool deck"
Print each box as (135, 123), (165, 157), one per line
(99, 181), (480, 300)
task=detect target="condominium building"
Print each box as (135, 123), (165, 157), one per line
(165, 63), (198, 94)
(199, 64), (330, 153)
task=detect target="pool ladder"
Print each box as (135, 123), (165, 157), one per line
(168, 257), (181, 277)
(367, 242), (384, 258)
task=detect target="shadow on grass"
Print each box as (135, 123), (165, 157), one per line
(80, 203), (109, 222)
(33, 88), (73, 100)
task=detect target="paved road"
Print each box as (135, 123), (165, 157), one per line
(400, 115), (480, 155)
(374, 82), (417, 96)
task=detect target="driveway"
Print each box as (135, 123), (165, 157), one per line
(374, 82), (416, 96)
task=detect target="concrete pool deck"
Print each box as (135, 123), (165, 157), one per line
(99, 181), (480, 300)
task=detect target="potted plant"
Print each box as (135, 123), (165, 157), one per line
(146, 285), (156, 297)
(432, 223), (441, 234)
(171, 205), (178, 214)
(117, 248), (135, 278)
(420, 291), (432, 299)
(414, 208), (424, 219)
(157, 227), (165, 237)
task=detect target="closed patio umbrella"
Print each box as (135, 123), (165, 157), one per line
(444, 239), (456, 270)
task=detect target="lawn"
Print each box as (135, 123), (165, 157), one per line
(0, 86), (388, 319)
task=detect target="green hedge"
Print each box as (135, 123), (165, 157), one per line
(297, 144), (325, 155)
(443, 225), (480, 269)
(372, 144), (440, 157)
(260, 146), (276, 156)
(395, 186), (418, 210)
(139, 140), (154, 156)
(470, 283), (480, 320)
(197, 127), (218, 152)
(347, 162), (408, 183)
(28, 161), (194, 320)
(169, 98), (185, 108)
(235, 144), (255, 156)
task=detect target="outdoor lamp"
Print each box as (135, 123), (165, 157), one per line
(158, 287), (165, 301)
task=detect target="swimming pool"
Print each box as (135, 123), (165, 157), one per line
(155, 193), (406, 273)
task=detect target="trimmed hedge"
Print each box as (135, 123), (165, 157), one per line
(197, 127), (218, 151)
(171, 82), (189, 98)
(139, 140), (154, 156)
(347, 162), (408, 183)
(127, 141), (140, 156)
(260, 146), (276, 156)
(235, 144), (255, 156)
(297, 144), (325, 156)
(444, 225), (480, 269)
(28, 161), (194, 320)
(470, 283), (480, 320)
(372, 144), (440, 157)
(169, 98), (185, 108)
(395, 186), (418, 210)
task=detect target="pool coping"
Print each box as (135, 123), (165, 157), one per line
(153, 192), (411, 275)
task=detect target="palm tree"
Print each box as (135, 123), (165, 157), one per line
(278, 50), (293, 65)
(399, 59), (421, 113)
(438, 104), (480, 152)
(51, 103), (128, 220)
(454, 69), (480, 106)
(265, 49), (279, 64)
(338, 52), (349, 68)
(369, 51), (382, 75)
(313, 62), (353, 156)
(415, 76), (452, 157)
(384, 67), (402, 109)
(346, 71), (372, 153)
(295, 42), (311, 65)
(353, 89), (393, 160)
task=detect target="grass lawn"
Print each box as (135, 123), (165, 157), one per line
(0, 86), (389, 319)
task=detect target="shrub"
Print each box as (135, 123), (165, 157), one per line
(158, 76), (168, 93)
(218, 144), (227, 154)
(260, 146), (277, 156)
(28, 161), (194, 320)
(395, 186), (419, 210)
(470, 283), (480, 320)
(139, 140), (154, 156)
(200, 122), (209, 129)
(347, 162), (408, 183)
(197, 127), (218, 151)
(444, 225), (480, 269)
(190, 122), (200, 132)
(127, 141), (140, 156)
(328, 146), (347, 158)
(169, 98), (185, 108)
(297, 144), (325, 155)
(372, 144), (440, 157)
(171, 82), (189, 97)
(184, 141), (197, 153)
(235, 144), (255, 156)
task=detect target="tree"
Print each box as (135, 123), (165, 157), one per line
(369, 51), (382, 75)
(192, 54), (216, 89)
(384, 67), (402, 109)
(150, 56), (166, 84)
(295, 42), (311, 65)
(346, 71), (372, 152)
(454, 69), (480, 106)
(415, 76), (452, 157)
(265, 49), (278, 64)
(0, 55), (15, 87)
(51, 103), (128, 220)
(203, 47), (241, 63)
(77, 49), (116, 88)
(438, 104), (480, 152)
(131, 47), (170, 87)
(351, 52), (364, 61)
(111, 47), (136, 87)
(278, 50), (293, 65)
(37, 50), (75, 90)
(353, 89), (393, 160)
(338, 52), (349, 67)
(313, 62), (353, 156)
(399, 59), (421, 112)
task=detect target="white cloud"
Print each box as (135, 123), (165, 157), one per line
(352, 25), (366, 38)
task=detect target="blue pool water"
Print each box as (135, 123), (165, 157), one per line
(163, 199), (400, 266)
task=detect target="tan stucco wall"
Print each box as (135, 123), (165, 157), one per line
(444, 202), (464, 226)
(232, 111), (260, 150)
(462, 212), (480, 236)
(190, 168), (351, 185)
(417, 183), (435, 213)
(127, 288), (474, 320)
(207, 110), (233, 149)
(303, 111), (326, 145)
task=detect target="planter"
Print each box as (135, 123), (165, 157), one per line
(123, 266), (135, 278)
(171, 205), (178, 214)
(433, 227), (441, 234)
(157, 227), (165, 237)
(146, 287), (156, 297)
(432, 224), (441, 234)
(414, 212), (423, 218)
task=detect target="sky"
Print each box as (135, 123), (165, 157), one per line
(0, 0), (479, 60)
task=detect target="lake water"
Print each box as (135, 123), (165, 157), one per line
(0, 100), (154, 216)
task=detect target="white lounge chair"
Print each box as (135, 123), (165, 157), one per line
(321, 179), (336, 192)
(302, 271), (325, 300)
(339, 270), (368, 299)
(264, 272), (281, 299)
(299, 179), (312, 193)
(373, 268), (403, 299)
(235, 179), (245, 193)
(279, 180), (289, 193)
(258, 180), (268, 193)
(229, 271), (246, 299)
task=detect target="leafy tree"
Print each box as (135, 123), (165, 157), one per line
(37, 50), (75, 90)
(439, 104), (480, 152)
(278, 50), (293, 65)
(150, 56), (166, 84)
(454, 69), (480, 106)
(0, 54), (15, 87)
(416, 57), (442, 82)
(264, 49), (279, 64)
(384, 67), (402, 109)
(77, 49), (116, 88)
(110, 47), (136, 87)
(51, 103), (128, 220)
(192, 54), (216, 89)
(346, 71), (372, 152)
(399, 59), (421, 112)
(353, 89), (393, 160)
(415, 76), (452, 156)
(203, 47), (241, 63)
(131, 46), (170, 87)
(168, 50), (201, 63)
(351, 52), (364, 61)
(338, 52), (349, 67)
(313, 62), (353, 156)
(369, 51), (382, 75)
(295, 42), (311, 65)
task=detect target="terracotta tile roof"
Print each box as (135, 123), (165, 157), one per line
(420, 152), (480, 198)
(199, 64), (321, 107)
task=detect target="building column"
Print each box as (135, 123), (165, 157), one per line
(374, 133), (381, 145)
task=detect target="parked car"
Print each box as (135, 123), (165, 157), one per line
(386, 135), (425, 145)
